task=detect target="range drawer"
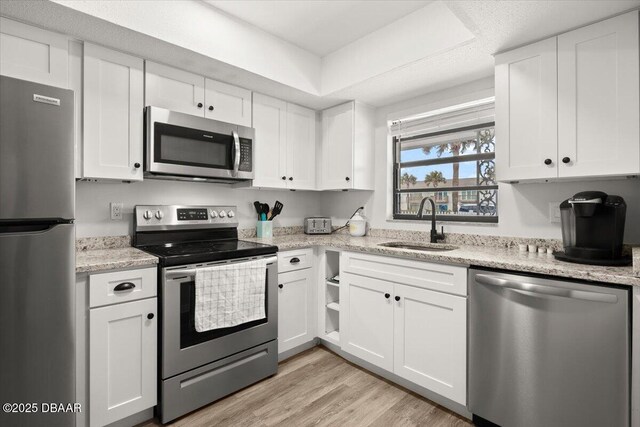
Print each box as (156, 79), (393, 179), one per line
(89, 267), (157, 308)
(341, 251), (467, 296)
(278, 248), (313, 273)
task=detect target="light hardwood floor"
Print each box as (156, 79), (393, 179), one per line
(142, 346), (473, 427)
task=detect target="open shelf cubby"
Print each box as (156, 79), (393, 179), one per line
(324, 250), (341, 342)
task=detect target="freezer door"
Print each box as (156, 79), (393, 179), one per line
(468, 269), (629, 427)
(0, 76), (74, 220)
(0, 223), (75, 427)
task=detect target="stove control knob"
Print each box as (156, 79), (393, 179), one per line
(143, 210), (153, 220)
(219, 210), (227, 218)
(227, 210), (235, 218)
(155, 210), (164, 220)
(209, 210), (218, 219)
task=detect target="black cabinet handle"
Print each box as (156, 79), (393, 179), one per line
(114, 282), (135, 292)
(345, 177), (350, 181)
(562, 157), (571, 164)
(281, 176), (286, 180)
(290, 257), (300, 264)
(544, 159), (552, 165)
(197, 102), (203, 108)
(208, 105), (214, 111)
(395, 296), (401, 302)
(289, 177), (293, 181)
(147, 313), (154, 320)
(384, 293), (390, 299)
(278, 284), (283, 289)
(134, 162), (141, 169)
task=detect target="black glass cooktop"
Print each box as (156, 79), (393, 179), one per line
(139, 239), (278, 266)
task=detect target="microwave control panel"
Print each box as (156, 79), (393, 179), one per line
(239, 139), (252, 172)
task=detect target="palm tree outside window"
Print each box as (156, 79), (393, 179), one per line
(393, 123), (498, 223)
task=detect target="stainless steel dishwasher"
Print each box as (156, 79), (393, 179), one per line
(468, 269), (630, 427)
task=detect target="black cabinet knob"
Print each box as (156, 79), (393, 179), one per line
(395, 296), (401, 302)
(289, 177), (293, 181)
(134, 162), (141, 169)
(208, 105), (214, 111)
(544, 159), (552, 165)
(281, 176), (286, 180)
(147, 313), (154, 320)
(562, 157), (571, 164)
(384, 293), (390, 299)
(278, 284), (283, 289)
(345, 177), (350, 181)
(197, 102), (203, 108)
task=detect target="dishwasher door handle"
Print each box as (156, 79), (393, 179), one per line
(474, 274), (618, 303)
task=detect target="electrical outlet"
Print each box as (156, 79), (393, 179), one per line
(548, 202), (561, 223)
(110, 202), (123, 220)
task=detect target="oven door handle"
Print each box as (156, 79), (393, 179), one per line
(165, 256), (278, 280)
(232, 130), (240, 178)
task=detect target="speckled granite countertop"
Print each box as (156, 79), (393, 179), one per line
(76, 246), (158, 273)
(245, 234), (640, 287)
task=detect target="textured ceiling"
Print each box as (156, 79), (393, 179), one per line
(204, 0), (430, 56)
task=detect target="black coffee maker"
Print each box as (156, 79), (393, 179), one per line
(554, 191), (630, 266)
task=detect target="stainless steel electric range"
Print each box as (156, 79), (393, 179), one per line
(133, 205), (279, 424)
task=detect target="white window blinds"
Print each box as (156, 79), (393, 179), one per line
(389, 97), (495, 140)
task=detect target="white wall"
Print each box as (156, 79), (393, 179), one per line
(75, 180), (321, 237)
(320, 76), (640, 243)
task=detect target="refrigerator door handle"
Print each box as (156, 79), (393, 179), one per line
(474, 273), (618, 303)
(0, 223), (62, 235)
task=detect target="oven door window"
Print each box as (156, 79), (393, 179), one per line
(180, 278), (268, 349)
(154, 122), (233, 170)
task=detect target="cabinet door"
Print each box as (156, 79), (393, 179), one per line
(278, 268), (315, 353)
(393, 284), (466, 405)
(83, 43), (144, 181)
(252, 93), (287, 189)
(145, 61), (205, 116)
(495, 38), (558, 181)
(558, 11), (640, 177)
(204, 78), (252, 126)
(0, 17), (68, 87)
(90, 298), (157, 427)
(340, 272), (393, 371)
(286, 103), (316, 190)
(321, 102), (354, 190)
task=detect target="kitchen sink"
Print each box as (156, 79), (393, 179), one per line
(378, 241), (458, 251)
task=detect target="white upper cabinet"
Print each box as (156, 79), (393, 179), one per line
(83, 43), (144, 181)
(252, 93), (288, 188)
(320, 101), (374, 190)
(496, 11), (640, 182)
(286, 103), (316, 190)
(145, 62), (252, 126)
(145, 61), (205, 116)
(495, 38), (558, 182)
(557, 11), (639, 178)
(205, 78), (252, 126)
(0, 17), (68, 88)
(252, 93), (316, 190)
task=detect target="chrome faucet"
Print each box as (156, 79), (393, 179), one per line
(417, 197), (445, 244)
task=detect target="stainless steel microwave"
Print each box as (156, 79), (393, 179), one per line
(144, 106), (254, 182)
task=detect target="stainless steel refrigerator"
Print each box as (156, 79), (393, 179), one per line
(0, 76), (76, 426)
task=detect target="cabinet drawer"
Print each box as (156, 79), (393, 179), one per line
(90, 267), (157, 308)
(341, 251), (467, 296)
(278, 249), (313, 273)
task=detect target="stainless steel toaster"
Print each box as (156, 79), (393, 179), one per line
(304, 217), (332, 234)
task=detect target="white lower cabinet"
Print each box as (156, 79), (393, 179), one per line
(393, 283), (466, 404)
(90, 298), (157, 427)
(340, 251), (467, 405)
(277, 249), (316, 354)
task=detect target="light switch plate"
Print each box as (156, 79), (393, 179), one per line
(110, 202), (123, 220)
(549, 202), (561, 223)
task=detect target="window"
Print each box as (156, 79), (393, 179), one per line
(392, 122), (498, 223)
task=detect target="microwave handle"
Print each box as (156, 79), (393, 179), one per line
(232, 131), (240, 178)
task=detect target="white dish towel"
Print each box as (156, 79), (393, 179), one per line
(194, 258), (268, 332)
